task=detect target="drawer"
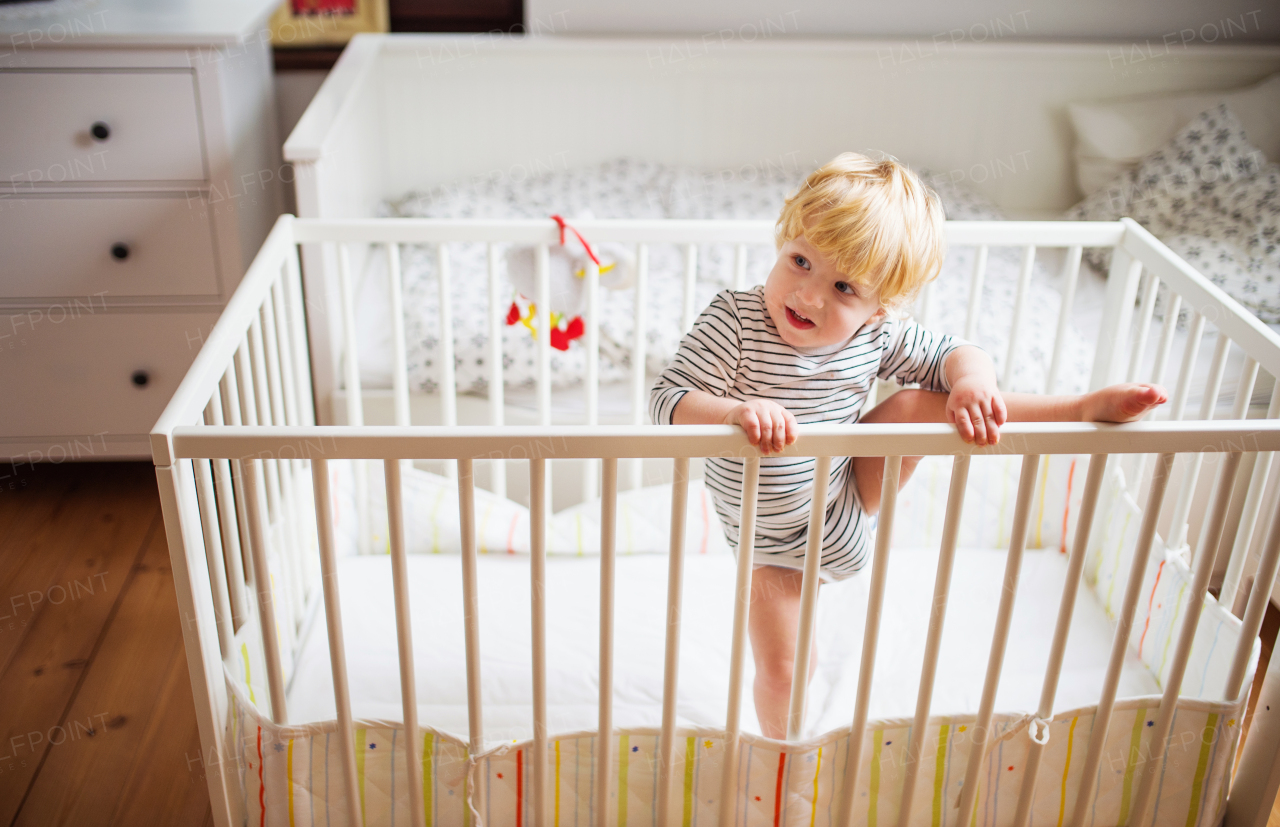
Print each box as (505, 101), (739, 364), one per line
(0, 311), (219, 438)
(0, 195), (219, 299)
(0, 71), (205, 183)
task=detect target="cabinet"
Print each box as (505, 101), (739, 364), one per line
(0, 0), (284, 460)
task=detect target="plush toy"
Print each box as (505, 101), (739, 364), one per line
(505, 214), (634, 350)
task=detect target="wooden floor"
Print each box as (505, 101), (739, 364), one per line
(0, 461), (210, 826)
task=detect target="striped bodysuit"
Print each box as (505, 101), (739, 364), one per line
(650, 286), (967, 581)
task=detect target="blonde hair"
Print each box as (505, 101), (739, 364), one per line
(776, 153), (945, 308)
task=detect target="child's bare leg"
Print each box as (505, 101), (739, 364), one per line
(749, 565), (819, 740)
(853, 383), (1168, 514)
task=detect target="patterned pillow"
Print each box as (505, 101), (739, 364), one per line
(1066, 104), (1279, 322)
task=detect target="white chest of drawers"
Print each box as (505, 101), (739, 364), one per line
(0, 0), (283, 463)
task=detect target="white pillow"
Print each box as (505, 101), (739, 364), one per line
(1069, 73), (1280, 195)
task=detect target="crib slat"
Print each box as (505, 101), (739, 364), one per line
(1221, 381), (1280, 608)
(235, 333), (272, 593)
(537, 243), (552, 427)
(309, 460), (362, 826)
(384, 459), (427, 827)
(1047, 246), (1081, 395)
(597, 457), (619, 827)
(457, 458), (485, 755)
(897, 454), (970, 827)
(535, 244), (553, 515)
(1126, 271), (1159, 383)
(1128, 450), (1243, 827)
(1152, 292), (1182, 389)
(787, 455), (832, 740)
(963, 245), (987, 342)
(213, 375), (248, 628)
(248, 314), (281, 524)
(244, 450), (287, 723)
(837, 456), (901, 827)
(1132, 290), (1184, 491)
(1091, 256), (1145, 391)
(436, 243), (458, 430)
(249, 316), (289, 627)
(270, 276), (309, 589)
(583, 258), (600, 503)
(336, 245), (371, 555)
(271, 278), (302, 430)
(733, 243), (747, 291)
(1068, 452), (1176, 827)
(656, 457), (690, 827)
(1002, 245), (1036, 389)
(487, 243), (507, 497)
(955, 454), (1040, 823)
(336, 242), (364, 427)
(681, 243), (698, 333)
(630, 243), (650, 491)
(1011, 454), (1109, 827)
(192, 451), (233, 659)
(283, 243), (316, 426)
(260, 295), (305, 630)
(260, 294), (288, 430)
(1226, 485), (1280, 701)
(1169, 311), (1206, 422)
(719, 456), (760, 827)
(387, 243), (411, 427)
(1232, 356), (1260, 422)
(222, 359), (256, 595)
(1169, 331), (1231, 551)
(530, 455), (549, 827)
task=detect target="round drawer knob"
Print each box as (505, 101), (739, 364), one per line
(110, 243), (130, 261)
(131, 370), (150, 388)
(91, 121), (110, 141)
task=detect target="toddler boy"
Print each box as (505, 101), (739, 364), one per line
(649, 153), (1167, 738)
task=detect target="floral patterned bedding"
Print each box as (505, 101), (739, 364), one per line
(1067, 104), (1280, 324)
(352, 158), (1095, 399)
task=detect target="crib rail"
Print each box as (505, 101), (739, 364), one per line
(154, 215), (1280, 827)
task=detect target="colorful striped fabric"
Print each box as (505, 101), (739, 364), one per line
(223, 673), (1247, 827)
(892, 454), (1086, 552)
(1083, 466), (1256, 702)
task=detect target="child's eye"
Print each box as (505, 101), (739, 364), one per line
(835, 281), (857, 296)
(793, 255), (810, 270)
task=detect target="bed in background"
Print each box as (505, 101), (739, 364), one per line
(285, 34), (1280, 422)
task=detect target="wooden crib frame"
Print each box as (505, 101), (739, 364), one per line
(153, 215), (1280, 827)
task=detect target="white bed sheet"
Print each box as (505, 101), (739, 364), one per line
(286, 546), (1159, 747)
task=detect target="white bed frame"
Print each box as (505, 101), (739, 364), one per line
(282, 35), (1280, 428)
(154, 213), (1280, 827)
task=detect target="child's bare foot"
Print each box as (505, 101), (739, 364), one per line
(1081, 383), (1168, 423)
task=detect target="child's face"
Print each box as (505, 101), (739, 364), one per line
(763, 235), (884, 349)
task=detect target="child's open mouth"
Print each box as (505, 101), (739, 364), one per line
(786, 307), (816, 329)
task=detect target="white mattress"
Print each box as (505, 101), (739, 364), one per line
(286, 546), (1159, 748)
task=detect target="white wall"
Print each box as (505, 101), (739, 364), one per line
(275, 70), (328, 214)
(525, 1), (1279, 43)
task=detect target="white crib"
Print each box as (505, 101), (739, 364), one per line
(154, 214), (1280, 827)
